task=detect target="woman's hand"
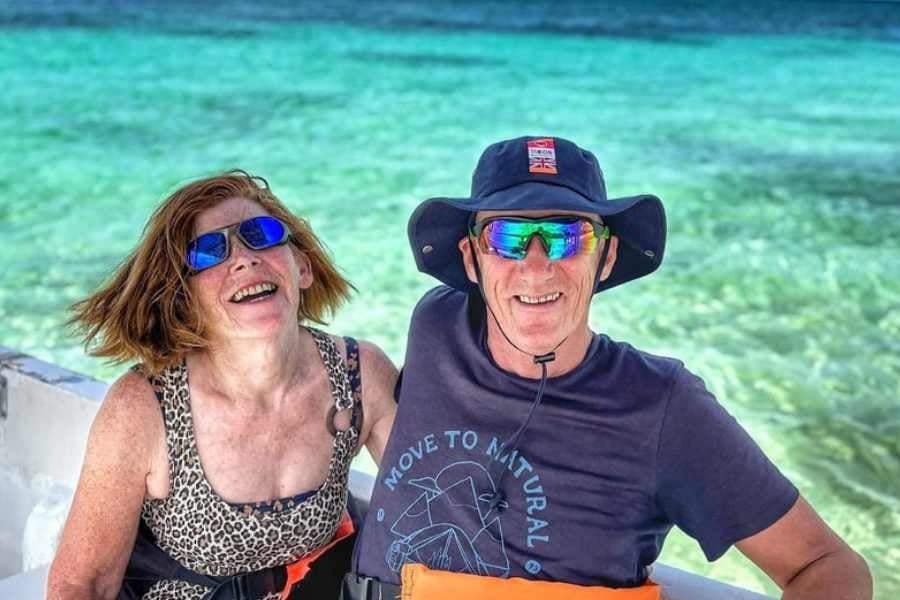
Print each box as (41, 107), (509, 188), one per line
(47, 371), (165, 600)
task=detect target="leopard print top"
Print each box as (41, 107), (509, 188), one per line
(139, 328), (360, 600)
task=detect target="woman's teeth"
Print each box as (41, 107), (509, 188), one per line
(231, 282), (277, 303)
(517, 292), (561, 305)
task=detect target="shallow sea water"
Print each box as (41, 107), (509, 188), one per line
(1, 1), (898, 595)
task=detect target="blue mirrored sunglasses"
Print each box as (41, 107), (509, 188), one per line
(185, 215), (290, 273)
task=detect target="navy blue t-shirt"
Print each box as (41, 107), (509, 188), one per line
(353, 287), (797, 587)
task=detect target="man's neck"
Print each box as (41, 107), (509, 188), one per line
(485, 319), (594, 379)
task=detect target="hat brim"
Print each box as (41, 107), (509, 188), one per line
(408, 181), (666, 293)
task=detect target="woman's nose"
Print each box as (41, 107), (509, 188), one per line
(228, 233), (261, 272)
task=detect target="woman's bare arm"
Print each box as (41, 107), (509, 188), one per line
(47, 371), (164, 600)
(356, 341), (398, 466)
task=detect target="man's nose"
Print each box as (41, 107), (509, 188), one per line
(519, 235), (553, 275)
(522, 235), (550, 260)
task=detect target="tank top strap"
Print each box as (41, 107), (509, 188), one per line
(139, 361), (194, 480)
(307, 327), (354, 412)
(343, 336), (364, 434)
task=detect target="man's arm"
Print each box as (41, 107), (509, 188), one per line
(736, 495), (872, 600)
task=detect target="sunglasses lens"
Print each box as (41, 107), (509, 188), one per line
(187, 232), (228, 271)
(544, 220), (598, 260)
(239, 216), (287, 249)
(481, 219), (598, 260)
(482, 221), (531, 259)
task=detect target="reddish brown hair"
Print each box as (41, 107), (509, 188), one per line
(69, 171), (353, 374)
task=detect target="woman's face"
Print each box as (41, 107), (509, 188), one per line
(188, 196), (312, 343)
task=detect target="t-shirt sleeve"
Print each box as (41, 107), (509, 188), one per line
(655, 365), (799, 561)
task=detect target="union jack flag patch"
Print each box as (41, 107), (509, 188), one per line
(527, 138), (558, 174)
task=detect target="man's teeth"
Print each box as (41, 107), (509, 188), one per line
(231, 282), (276, 302)
(517, 293), (561, 305)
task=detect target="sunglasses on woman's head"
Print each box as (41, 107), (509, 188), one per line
(185, 215), (290, 273)
(470, 216), (610, 261)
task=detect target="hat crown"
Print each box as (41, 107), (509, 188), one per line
(470, 136), (608, 204)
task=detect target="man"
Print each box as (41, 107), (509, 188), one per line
(344, 136), (871, 599)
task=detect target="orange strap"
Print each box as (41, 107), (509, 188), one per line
(279, 511), (355, 600)
(400, 563), (660, 600)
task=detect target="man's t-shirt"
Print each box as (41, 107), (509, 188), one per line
(353, 287), (798, 587)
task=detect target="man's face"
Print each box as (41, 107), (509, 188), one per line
(458, 209), (618, 356)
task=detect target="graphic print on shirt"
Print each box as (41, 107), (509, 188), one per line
(385, 461), (509, 577)
(376, 429), (552, 577)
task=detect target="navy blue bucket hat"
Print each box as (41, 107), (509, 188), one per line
(408, 135), (667, 293)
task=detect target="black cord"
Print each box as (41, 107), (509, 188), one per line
(469, 232), (611, 512)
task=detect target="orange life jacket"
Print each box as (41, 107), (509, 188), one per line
(280, 511), (356, 600)
(400, 562), (660, 600)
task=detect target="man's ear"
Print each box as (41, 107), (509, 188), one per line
(458, 236), (479, 284)
(599, 235), (619, 282)
(295, 250), (314, 289)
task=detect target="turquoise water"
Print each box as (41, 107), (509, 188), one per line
(1, 1), (898, 595)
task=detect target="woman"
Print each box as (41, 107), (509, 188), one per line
(47, 171), (398, 599)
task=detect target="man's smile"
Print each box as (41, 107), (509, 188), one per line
(514, 292), (562, 306)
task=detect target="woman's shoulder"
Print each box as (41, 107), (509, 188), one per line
(355, 340), (396, 378)
(108, 366), (160, 406)
(304, 326), (397, 390)
(68, 367), (169, 505)
(310, 329), (394, 388)
(92, 367), (164, 445)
